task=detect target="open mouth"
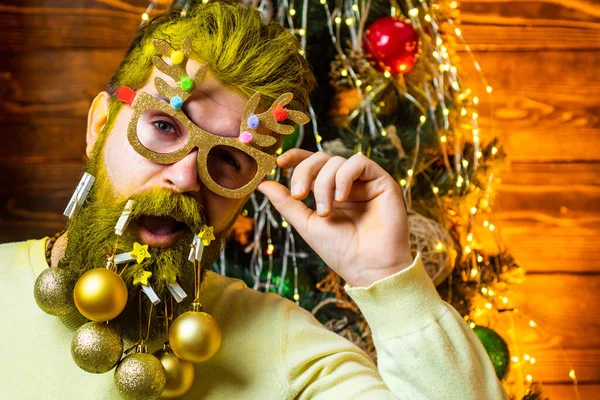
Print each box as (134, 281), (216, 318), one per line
(136, 215), (190, 248)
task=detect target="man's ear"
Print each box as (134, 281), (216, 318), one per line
(86, 91), (112, 157)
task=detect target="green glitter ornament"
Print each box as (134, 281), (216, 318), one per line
(473, 325), (510, 380)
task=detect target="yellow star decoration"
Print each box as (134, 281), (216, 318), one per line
(198, 225), (216, 246)
(130, 242), (151, 264)
(133, 270), (153, 286)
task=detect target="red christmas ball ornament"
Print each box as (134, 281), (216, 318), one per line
(363, 16), (420, 75)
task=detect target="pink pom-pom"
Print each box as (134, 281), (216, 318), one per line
(272, 105), (288, 122)
(239, 131), (253, 144)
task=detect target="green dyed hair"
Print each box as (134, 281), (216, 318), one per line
(107, 1), (315, 111)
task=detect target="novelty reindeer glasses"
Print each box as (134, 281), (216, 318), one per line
(116, 37), (310, 199)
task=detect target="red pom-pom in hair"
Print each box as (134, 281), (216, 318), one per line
(272, 105), (288, 122)
(116, 86), (137, 104)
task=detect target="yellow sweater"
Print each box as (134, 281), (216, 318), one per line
(0, 239), (508, 399)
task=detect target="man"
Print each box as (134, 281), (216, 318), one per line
(0, 2), (508, 399)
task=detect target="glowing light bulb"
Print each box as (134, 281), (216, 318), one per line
(483, 220), (489, 227)
(424, 14), (431, 22)
(282, 220), (289, 228)
(334, 16), (341, 24)
(470, 207), (477, 214)
(435, 241), (444, 251)
(433, 187), (439, 194)
(491, 147), (498, 155)
(467, 233), (473, 242)
(298, 28), (306, 36)
(476, 151), (483, 158)
(289, 8), (296, 16)
(315, 134), (322, 143)
(464, 246), (471, 254)
(473, 96), (479, 105)
(530, 357), (536, 364)
(320, 0), (326, 4)
(408, 8), (419, 17)
(420, 115), (426, 123)
(469, 322), (476, 328)
(481, 287), (488, 294)
(470, 268), (478, 277)
(526, 375), (533, 382)
(400, 179), (407, 186)
(267, 244), (275, 256)
(381, 130), (387, 137)
(345, 18), (354, 26)
(529, 320), (536, 327)
(341, 69), (348, 77)
(460, 108), (467, 116)
(293, 293), (300, 301)
(455, 28), (462, 36)
(524, 354), (530, 361)
(141, 12), (149, 21)
(477, 255), (484, 263)
(462, 159), (469, 168)
(485, 302), (492, 309)
(486, 86), (493, 93)
(352, 4), (358, 11)
(407, 169), (414, 177)
(440, 136), (447, 143)
(569, 369), (576, 380)
(384, 71), (391, 78)
(512, 356), (519, 363)
(489, 224), (496, 231)
(502, 297), (508, 304)
(355, 79), (362, 87)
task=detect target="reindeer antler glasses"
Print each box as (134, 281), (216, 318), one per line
(115, 37), (309, 199)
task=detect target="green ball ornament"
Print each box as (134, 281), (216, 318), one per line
(34, 267), (76, 316)
(71, 322), (123, 373)
(473, 325), (510, 380)
(115, 353), (167, 400)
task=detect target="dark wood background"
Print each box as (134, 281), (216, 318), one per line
(0, 0), (598, 398)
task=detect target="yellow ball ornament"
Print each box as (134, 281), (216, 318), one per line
(153, 344), (195, 398)
(74, 268), (128, 322)
(170, 51), (184, 65)
(115, 352), (166, 400)
(71, 322), (123, 373)
(169, 306), (221, 363)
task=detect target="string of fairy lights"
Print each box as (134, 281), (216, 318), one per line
(136, 0), (581, 397)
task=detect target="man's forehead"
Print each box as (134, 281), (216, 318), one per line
(140, 58), (248, 115)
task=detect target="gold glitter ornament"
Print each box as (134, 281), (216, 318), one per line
(71, 322), (123, 373)
(153, 343), (195, 398)
(34, 267), (76, 316)
(115, 351), (167, 400)
(169, 303), (222, 363)
(73, 268), (128, 322)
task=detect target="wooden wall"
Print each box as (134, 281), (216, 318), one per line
(0, 0), (598, 398)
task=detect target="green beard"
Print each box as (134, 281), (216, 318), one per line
(60, 163), (223, 343)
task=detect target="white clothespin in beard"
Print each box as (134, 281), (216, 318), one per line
(115, 199), (135, 236)
(63, 172), (95, 219)
(167, 281), (187, 303)
(187, 234), (204, 263)
(141, 284), (161, 305)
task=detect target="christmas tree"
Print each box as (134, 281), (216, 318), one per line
(162, 0), (552, 398)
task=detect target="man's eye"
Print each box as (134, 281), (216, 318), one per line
(221, 152), (240, 170)
(153, 120), (175, 134)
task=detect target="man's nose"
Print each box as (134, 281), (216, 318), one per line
(160, 149), (201, 193)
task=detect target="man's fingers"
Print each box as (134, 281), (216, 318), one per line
(256, 180), (312, 236)
(313, 156), (346, 216)
(287, 151), (330, 200)
(334, 153), (388, 202)
(276, 148), (314, 169)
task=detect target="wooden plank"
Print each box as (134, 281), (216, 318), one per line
(460, 0), (600, 51)
(542, 383), (600, 400)
(492, 162), (600, 273)
(459, 50), (600, 162)
(485, 274), (600, 384)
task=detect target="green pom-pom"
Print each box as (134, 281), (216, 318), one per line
(473, 325), (510, 380)
(180, 77), (194, 92)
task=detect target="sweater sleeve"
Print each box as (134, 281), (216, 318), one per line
(281, 253), (509, 399)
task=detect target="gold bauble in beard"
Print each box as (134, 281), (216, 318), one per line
(153, 344), (195, 398)
(71, 321), (123, 373)
(115, 353), (166, 400)
(34, 267), (76, 316)
(169, 305), (222, 363)
(73, 268), (128, 322)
